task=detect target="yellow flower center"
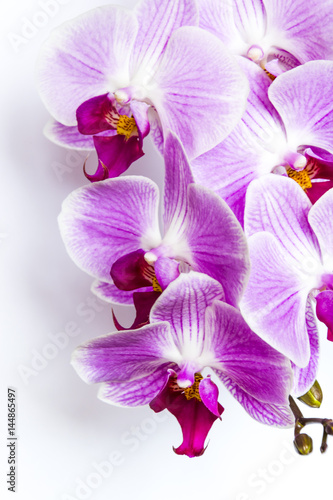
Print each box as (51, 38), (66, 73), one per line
(287, 167), (312, 190)
(117, 115), (137, 140)
(152, 275), (162, 292)
(184, 373), (203, 401)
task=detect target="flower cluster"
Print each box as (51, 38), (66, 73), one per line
(37, 0), (333, 457)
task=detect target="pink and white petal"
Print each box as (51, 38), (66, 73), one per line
(308, 187), (333, 262)
(71, 321), (176, 384)
(315, 290), (333, 341)
(197, 0), (246, 54)
(264, 0), (333, 62)
(148, 108), (164, 155)
(291, 299), (320, 397)
(150, 272), (224, 363)
(183, 184), (250, 307)
(154, 257), (180, 290)
(217, 372), (294, 427)
(245, 175), (322, 268)
(268, 61), (333, 154)
(36, 6), (138, 125)
(240, 232), (315, 367)
(199, 377), (221, 418)
(148, 26), (249, 159)
(206, 301), (292, 405)
(130, 100), (150, 142)
(130, 0), (197, 78)
(44, 120), (95, 150)
(98, 365), (172, 406)
(58, 177), (161, 282)
(162, 132), (194, 239)
(232, 0), (266, 45)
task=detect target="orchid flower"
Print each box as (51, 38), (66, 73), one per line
(240, 175), (333, 396)
(197, 0), (333, 76)
(191, 59), (333, 226)
(37, 0), (248, 180)
(71, 272), (294, 457)
(58, 132), (249, 328)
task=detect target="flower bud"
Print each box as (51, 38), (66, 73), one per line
(294, 433), (313, 455)
(298, 380), (323, 408)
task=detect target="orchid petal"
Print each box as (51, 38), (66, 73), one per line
(98, 365), (170, 406)
(93, 135), (144, 179)
(291, 299), (320, 396)
(76, 94), (116, 135)
(268, 61), (333, 154)
(148, 108), (164, 155)
(112, 291), (161, 331)
(129, 100), (150, 143)
(240, 232), (312, 367)
(154, 257), (180, 290)
(308, 187), (333, 262)
(184, 184), (249, 306)
(58, 177), (161, 282)
(91, 280), (153, 305)
(163, 132), (194, 239)
(37, 6), (138, 125)
(245, 175), (321, 269)
(111, 249), (154, 291)
(130, 0), (197, 78)
(316, 290), (333, 341)
(71, 321), (176, 384)
(232, 0), (266, 43)
(199, 377), (221, 418)
(149, 26), (249, 159)
(217, 372), (294, 427)
(206, 301), (292, 405)
(44, 120), (95, 150)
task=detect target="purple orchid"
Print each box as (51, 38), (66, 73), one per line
(191, 59), (333, 226)
(240, 175), (333, 396)
(197, 0), (333, 76)
(71, 272), (294, 457)
(58, 133), (249, 323)
(37, 0), (249, 180)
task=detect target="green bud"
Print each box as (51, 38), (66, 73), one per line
(294, 433), (313, 455)
(298, 380), (323, 408)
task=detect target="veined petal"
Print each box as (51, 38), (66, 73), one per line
(316, 290), (333, 341)
(206, 301), (292, 405)
(308, 187), (333, 264)
(268, 62), (333, 154)
(44, 120), (95, 150)
(58, 177), (161, 282)
(98, 365), (171, 406)
(130, 0), (197, 80)
(91, 279), (153, 305)
(150, 272), (224, 377)
(291, 299), (320, 396)
(240, 232), (313, 367)
(71, 322), (176, 384)
(217, 372), (294, 427)
(36, 6), (138, 125)
(245, 175), (322, 270)
(184, 184), (250, 307)
(163, 132), (194, 239)
(148, 26), (249, 159)
(232, 0), (266, 44)
(154, 257), (180, 290)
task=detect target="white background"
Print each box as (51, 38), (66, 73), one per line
(1, 1), (333, 499)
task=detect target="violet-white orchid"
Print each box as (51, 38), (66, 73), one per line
(240, 175), (333, 395)
(191, 59), (333, 226)
(58, 133), (249, 326)
(71, 272), (294, 457)
(37, 0), (249, 180)
(197, 0), (333, 76)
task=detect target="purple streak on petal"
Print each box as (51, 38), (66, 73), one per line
(112, 290), (161, 330)
(240, 232), (312, 367)
(199, 377), (221, 418)
(150, 272), (224, 358)
(148, 108), (164, 155)
(92, 280), (154, 305)
(217, 371), (294, 427)
(76, 94), (117, 135)
(206, 301), (292, 405)
(316, 290), (333, 342)
(71, 321), (175, 384)
(245, 175), (321, 266)
(232, 0), (266, 42)
(36, 6), (138, 125)
(93, 134), (144, 180)
(98, 365), (172, 406)
(44, 120), (95, 150)
(150, 373), (223, 457)
(291, 298), (319, 396)
(130, 100), (150, 145)
(154, 257), (180, 290)
(268, 61), (333, 154)
(150, 26), (249, 159)
(163, 132), (194, 239)
(111, 249), (153, 291)
(58, 177), (160, 283)
(184, 184), (249, 306)
(130, 0), (197, 77)
(308, 187), (333, 263)
(266, 48), (301, 75)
